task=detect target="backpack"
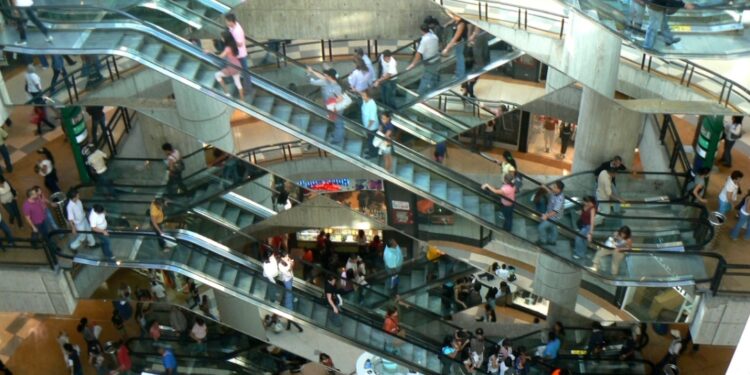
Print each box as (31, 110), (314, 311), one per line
(172, 158), (186, 173)
(485, 286), (499, 300)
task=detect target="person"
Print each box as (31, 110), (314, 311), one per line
(573, 196), (597, 260)
(13, 0), (54, 44)
(383, 306), (401, 353)
(85, 106), (107, 143)
(654, 329), (683, 373)
(462, 77), (478, 100)
(442, 12), (468, 78)
(169, 306), (188, 340)
(383, 238), (403, 295)
(542, 116), (558, 153)
(277, 250), (294, 308)
(31, 106), (56, 135)
(85, 145), (116, 197)
(0, 177), (21, 228)
(50, 55), (71, 91)
(627, 0), (647, 33)
(354, 48), (376, 86)
(531, 187), (549, 214)
(307, 67), (342, 104)
(76, 317), (101, 355)
(150, 197), (175, 251)
(687, 168), (710, 205)
(24, 64), (43, 104)
(319, 352), (338, 372)
(720, 116), (743, 167)
(360, 88), (379, 158)
(149, 320), (161, 342)
(377, 111), (396, 171)
(324, 274), (342, 326)
(596, 168), (625, 216)
(190, 317), (207, 353)
(150, 280), (166, 302)
(594, 156), (627, 187)
(543, 332), (561, 360)
(115, 341), (132, 374)
(374, 50), (398, 108)
(224, 13), (250, 88)
(537, 181), (565, 245)
(559, 122), (574, 159)
(23, 186), (54, 247)
(36, 148), (60, 193)
(356, 229), (368, 255)
(718, 171), (743, 215)
(434, 140), (447, 164)
(159, 347), (178, 374)
(275, 181), (292, 212)
(619, 330), (637, 361)
(730, 192), (750, 241)
(553, 321), (566, 344)
(0, 122), (12, 173)
(593, 226), (633, 275)
(482, 173), (516, 231)
(262, 251), (279, 301)
(89, 204), (114, 260)
(162, 143), (187, 196)
(470, 328), (486, 365)
(212, 31), (245, 98)
(497, 151), (517, 186)
(347, 57), (371, 93)
(643, 1), (695, 50)
(64, 343), (83, 375)
(66, 189), (96, 250)
(407, 23), (440, 95)
(198, 295), (216, 320)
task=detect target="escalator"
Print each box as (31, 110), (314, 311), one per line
(51, 229), (485, 374)
(1, 4), (725, 287)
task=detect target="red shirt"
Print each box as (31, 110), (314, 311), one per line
(117, 345), (132, 370)
(383, 314), (399, 334)
(581, 206), (596, 226)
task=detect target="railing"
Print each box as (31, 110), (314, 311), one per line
(93, 106), (135, 156)
(715, 262), (750, 295)
(658, 114), (693, 183)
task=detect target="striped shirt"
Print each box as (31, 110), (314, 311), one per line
(546, 192), (565, 221)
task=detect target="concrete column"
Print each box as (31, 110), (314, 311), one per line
(533, 253), (582, 313)
(572, 87), (645, 173)
(171, 80), (235, 153)
(560, 12), (622, 99)
(545, 68), (574, 94)
(0, 71), (12, 124)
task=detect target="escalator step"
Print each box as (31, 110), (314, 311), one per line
(395, 162), (414, 183)
(448, 187), (463, 206)
(141, 41), (164, 60)
(203, 258), (223, 277)
(119, 34), (146, 51)
(343, 139), (363, 156)
(223, 206), (241, 226)
(208, 200), (227, 216)
(187, 251), (208, 271)
(430, 179), (448, 200)
(196, 68), (218, 90)
(253, 96), (275, 114)
(176, 60), (202, 81)
(250, 279), (269, 300)
(235, 272), (252, 291)
(271, 103), (293, 123)
(463, 195), (480, 215)
(170, 247), (191, 264)
(427, 355), (441, 372)
(296, 296), (314, 318)
(414, 171), (430, 191)
(159, 51), (182, 71)
(356, 324), (372, 343)
(236, 213), (256, 229)
(428, 295), (441, 313)
(311, 304), (328, 325)
(414, 292), (428, 310)
(309, 122), (328, 140)
(219, 265), (238, 285)
(291, 113), (312, 132)
(341, 316), (357, 338)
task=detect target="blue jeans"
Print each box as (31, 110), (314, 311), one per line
(417, 66), (439, 96)
(538, 220), (558, 244)
(0, 144), (12, 172)
(628, 0), (645, 27)
(644, 10), (674, 49)
(97, 233), (113, 259)
(283, 279), (294, 310)
(722, 140), (735, 166)
(31, 218), (52, 247)
(239, 57), (251, 89)
(380, 80), (396, 108)
(574, 225), (591, 258)
(719, 198), (732, 215)
(500, 204), (514, 232)
(454, 43), (466, 78)
(0, 220), (14, 248)
(330, 116), (345, 145)
(730, 211), (750, 240)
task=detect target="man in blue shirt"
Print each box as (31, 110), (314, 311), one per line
(160, 347), (178, 374)
(383, 239), (403, 294)
(360, 89), (379, 157)
(537, 181), (565, 245)
(543, 332), (561, 360)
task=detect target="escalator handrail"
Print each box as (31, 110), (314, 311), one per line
(52, 228), (478, 374)
(14, 10), (721, 283)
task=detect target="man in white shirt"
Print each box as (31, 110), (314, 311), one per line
(13, 0), (54, 46)
(151, 280), (167, 301)
(354, 48), (376, 86)
(407, 24), (440, 95)
(720, 116), (744, 167)
(190, 318), (208, 353)
(224, 13), (250, 89)
(66, 189), (95, 250)
(374, 50), (398, 108)
(85, 146), (117, 197)
(596, 168), (625, 217)
(360, 89), (379, 158)
(89, 204), (113, 259)
(263, 252), (279, 302)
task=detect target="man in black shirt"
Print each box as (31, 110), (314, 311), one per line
(324, 274), (342, 327)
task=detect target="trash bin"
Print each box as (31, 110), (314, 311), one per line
(708, 211), (726, 227)
(49, 191), (67, 228)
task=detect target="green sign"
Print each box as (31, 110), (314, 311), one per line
(61, 106), (91, 184)
(695, 115), (724, 166)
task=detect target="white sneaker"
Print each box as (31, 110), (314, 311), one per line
(14, 41), (27, 46)
(45, 35), (54, 43)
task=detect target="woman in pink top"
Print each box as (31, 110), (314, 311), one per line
(482, 174), (516, 231)
(212, 31), (245, 98)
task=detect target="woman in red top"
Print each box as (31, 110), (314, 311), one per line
(31, 106), (56, 135)
(481, 174), (516, 232)
(383, 306), (401, 353)
(574, 196), (597, 261)
(116, 342), (132, 373)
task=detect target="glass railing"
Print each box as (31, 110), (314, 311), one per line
(51, 229), (477, 374)
(3, 5), (723, 287)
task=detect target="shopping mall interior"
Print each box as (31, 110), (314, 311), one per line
(0, 0), (749, 374)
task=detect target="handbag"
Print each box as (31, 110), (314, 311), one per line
(372, 131), (386, 148)
(333, 93), (353, 112)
